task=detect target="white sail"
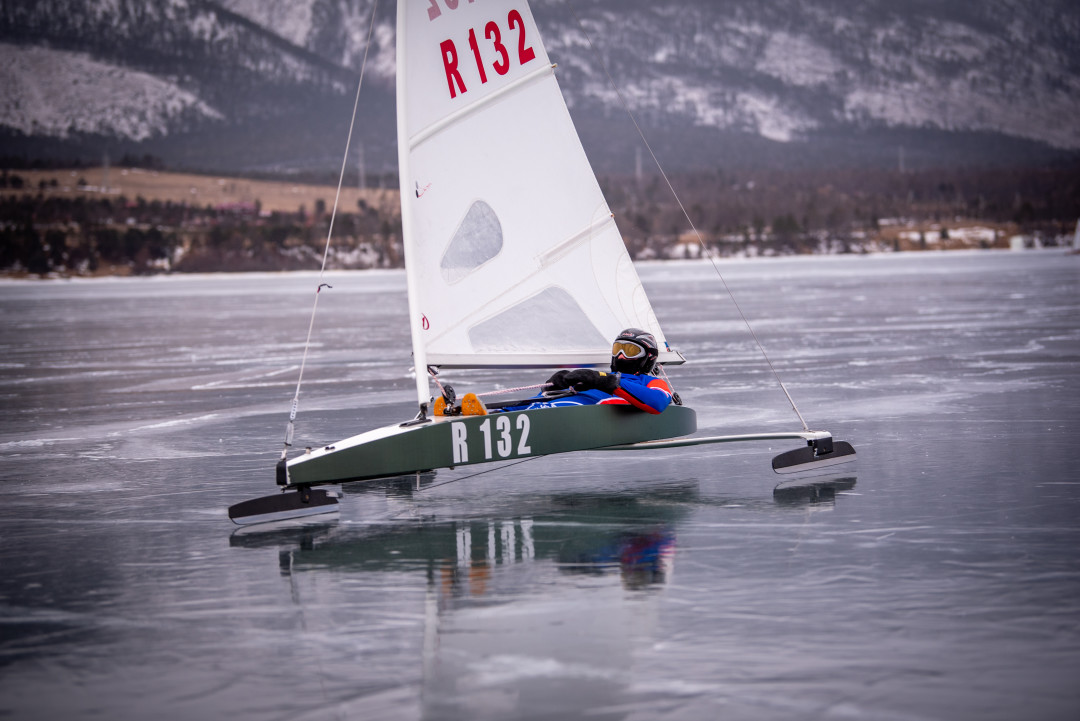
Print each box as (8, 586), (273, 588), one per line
(397, 1), (681, 404)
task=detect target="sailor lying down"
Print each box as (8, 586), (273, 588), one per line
(435, 328), (673, 417)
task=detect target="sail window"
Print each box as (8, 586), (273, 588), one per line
(440, 201), (503, 283)
(468, 286), (608, 354)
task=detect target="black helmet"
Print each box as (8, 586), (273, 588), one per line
(610, 328), (659, 375)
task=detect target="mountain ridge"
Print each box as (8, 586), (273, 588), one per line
(2, 0), (1078, 173)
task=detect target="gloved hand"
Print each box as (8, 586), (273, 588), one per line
(546, 370), (572, 390)
(547, 369), (619, 394)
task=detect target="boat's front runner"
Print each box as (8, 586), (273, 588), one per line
(227, 487), (341, 527)
(284, 404), (697, 487)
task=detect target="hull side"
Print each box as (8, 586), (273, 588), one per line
(286, 404), (696, 487)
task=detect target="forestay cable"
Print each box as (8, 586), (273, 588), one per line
(565, 2), (810, 432)
(282, 0), (381, 458)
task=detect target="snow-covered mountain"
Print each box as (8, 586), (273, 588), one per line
(2, 0), (1077, 172)
(0, 42), (223, 141)
(545, 0), (1080, 149)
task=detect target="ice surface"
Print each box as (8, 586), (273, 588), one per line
(1, 252), (1079, 720)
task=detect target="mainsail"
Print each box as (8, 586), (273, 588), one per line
(396, 1), (682, 405)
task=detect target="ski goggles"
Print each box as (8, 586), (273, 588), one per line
(612, 341), (646, 359)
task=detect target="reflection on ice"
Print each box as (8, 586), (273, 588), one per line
(773, 476), (858, 508)
(231, 485), (694, 719)
(236, 482), (693, 597)
(222, 470), (867, 717)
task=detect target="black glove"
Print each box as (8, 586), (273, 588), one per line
(562, 369), (619, 394)
(546, 370), (571, 390)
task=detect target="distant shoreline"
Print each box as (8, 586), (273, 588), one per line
(4, 166), (1075, 278)
(5, 247), (1068, 284)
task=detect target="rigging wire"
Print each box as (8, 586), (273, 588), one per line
(420, 455), (547, 493)
(476, 382), (551, 398)
(565, 2), (811, 432)
(427, 372), (551, 401)
(282, 0), (381, 458)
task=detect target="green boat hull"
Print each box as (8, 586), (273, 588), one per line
(285, 404), (697, 488)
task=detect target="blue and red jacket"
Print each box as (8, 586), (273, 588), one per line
(500, 373), (673, 414)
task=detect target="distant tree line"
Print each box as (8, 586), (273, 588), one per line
(0, 186), (403, 277)
(603, 163), (1080, 257)
(2, 163), (1078, 276)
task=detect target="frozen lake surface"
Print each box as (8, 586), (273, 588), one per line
(1, 251), (1078, 720)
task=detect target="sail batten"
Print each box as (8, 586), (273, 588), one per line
(398, 1), (681, 404)
(410, 64), (556, 151)
(538, 215), (617, 268)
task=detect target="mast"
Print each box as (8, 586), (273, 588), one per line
(397, 0), (431, 408)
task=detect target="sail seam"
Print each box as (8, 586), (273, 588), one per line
(409, 64), (556, 151)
